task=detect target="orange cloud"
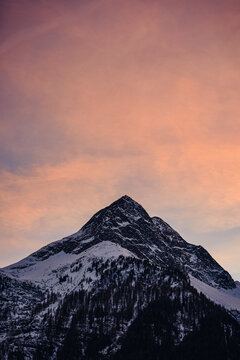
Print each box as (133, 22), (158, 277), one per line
(0, 0), (240, 278)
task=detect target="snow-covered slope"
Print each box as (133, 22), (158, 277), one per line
(190, 275), (240, 312)
(3, 241), (135, 294)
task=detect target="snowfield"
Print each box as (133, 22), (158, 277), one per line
(2, 241), (136, 292)
(190, 274), (240, 312)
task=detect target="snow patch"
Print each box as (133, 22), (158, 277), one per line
(78, 241), (136, 260)
(81, 236), (95, 244)
(4, 251), (79, 283)
(2, 241), (136, 293)
(190, 275), (240, 312)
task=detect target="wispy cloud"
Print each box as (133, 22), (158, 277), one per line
(0, 0), (240, 279)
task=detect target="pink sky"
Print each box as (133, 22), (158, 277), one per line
(1, 0), (240, 279)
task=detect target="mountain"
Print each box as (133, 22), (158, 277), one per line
(3, 195), (235, 290)
(0, 195), (240, 359)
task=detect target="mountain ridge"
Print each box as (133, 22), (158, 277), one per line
(2, 195), (236, 290)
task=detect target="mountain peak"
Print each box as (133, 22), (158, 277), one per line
(111, 194), (142, 207)
(101, 195), (150, 219)
(81, 195), (151, 233)
(118, 194), (134, 201)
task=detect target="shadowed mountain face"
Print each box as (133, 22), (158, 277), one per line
(0, 196), (239, 360)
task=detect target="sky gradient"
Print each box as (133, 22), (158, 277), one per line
(1, 0), (240, 280)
